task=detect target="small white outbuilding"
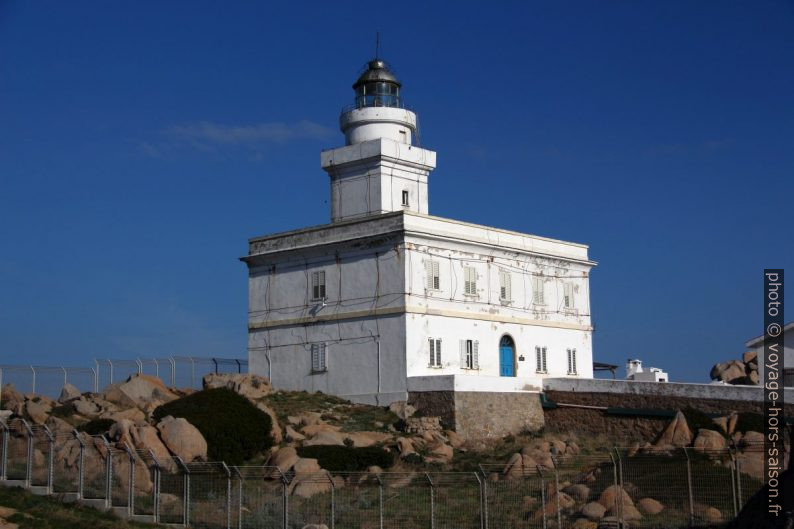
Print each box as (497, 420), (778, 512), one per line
(626, 358), (669, 382)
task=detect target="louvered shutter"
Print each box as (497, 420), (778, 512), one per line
(543, 348), (547, 372)
(436, 339), (442, 366)
(320, 343), (327, 370)
(432, 261), (440, 289)
(571, 349), (577, 374)
(311, 344), (319, 371)
(533, 276), (544, 304)
(425, 260), (434, 290)
(501, 270), (512, 301)
(428, 338), (435, 366)
(564, 283), (572, 308)
(472, 341), (479, 369)
(311, 272), (318, 300)
(459, 340), (466, 368)
(536, 346), (541, 372)
(567, 349), (573, 374)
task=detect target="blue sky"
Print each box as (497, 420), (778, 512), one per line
(0, 1), (791, 382)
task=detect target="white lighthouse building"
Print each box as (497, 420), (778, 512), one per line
(242, 59), (596, 436)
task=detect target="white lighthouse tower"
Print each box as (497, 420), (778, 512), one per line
(321, 59), (436, 223)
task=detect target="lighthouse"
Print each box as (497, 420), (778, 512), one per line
(322, 59), (436, 223)
(243, 56), (596, 438)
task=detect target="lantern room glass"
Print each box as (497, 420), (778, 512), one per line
(355, 81), (401, 109)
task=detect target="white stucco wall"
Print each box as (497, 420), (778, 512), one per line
(244, 210), (596, 404)
(322, 138), (435, 223)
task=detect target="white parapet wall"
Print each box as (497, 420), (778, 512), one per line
(544, 377), (794, 403)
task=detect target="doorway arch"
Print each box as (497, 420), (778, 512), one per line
(499, 335), (516, 377)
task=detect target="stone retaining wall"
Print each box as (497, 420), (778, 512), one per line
(408, 391), (544, 438)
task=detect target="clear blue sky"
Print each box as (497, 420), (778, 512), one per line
(0, 1), (791, 382)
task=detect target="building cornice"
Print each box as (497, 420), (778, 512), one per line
(248, 305), (593, 333)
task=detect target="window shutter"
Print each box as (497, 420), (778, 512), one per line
(319, 271), (326, 299)
(425, 260), (435, 290)
(502, 271), (512, 301)
(564, 283), (573, 308)
(533, 276), (544, 304)
(567, 349), (572, 374)
(428, 338), (435, 366)
(320, 343), (327, 370)
(436, 339), (442, 366)
(472, 341), (479, 369)
(459, 340), (466, 368)
(311, 344), (319, 372)
(432, 261), (440, 289)
(543, 348), (547, 372)
(572, 349), (577, 374)
(536, 346), (541, 372)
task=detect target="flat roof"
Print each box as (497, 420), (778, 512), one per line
(244, 211), (594, 265)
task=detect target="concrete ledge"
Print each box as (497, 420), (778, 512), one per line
(544, 377), (794, 402)
(408, 374), (542, 393)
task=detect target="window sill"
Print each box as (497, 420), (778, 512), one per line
(536, 371), (548, 375)
(311, 369), (328, 375)
(499, 299), (512, 305)
(427, 365), (443, 369)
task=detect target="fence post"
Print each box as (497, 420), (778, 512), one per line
(551, 455), (562, 529)
(74, 431), (85, 499)
(30, 366), (36, 395)
(425, 473), (435, 529)
(169, 357), (176, 387)
(729, 445), (738, 517)
(124, 442), (135, 516)
(683, 447), (695, 527)
(100, 436), (112, 510)
(473, 471), (485, 529)
(175, 457), (189, 527)
(218, 462), (230, 529)
(376, 473), (384, 529)
(21, 420), (33, 488)
(148, 449), (160, 523)
(0, 420), (8, 481)
(281, 471), (289, 529)
(537, 465), (547, 529)
(327, 471), (335, 529)
(233, 467), (242, 529)
(43, 424), (54, 494)
(735, 456), (743, 508)
(607, 449), (620, 527)
(477, 464), (489, 529)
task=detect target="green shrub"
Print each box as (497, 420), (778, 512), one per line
(153, 388), (273, 465)
(78, 418), (115, 436)
(296, 445), (395, 472)
(734, 412), (764, 433)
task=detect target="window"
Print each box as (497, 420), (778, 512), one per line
(563, 282), (574, 309)
(464, 266), (477, 296)
(428, 338), (442, 367)
(532, 276), (545, 305)
(425, 260), (440, 290)
(311, 343), (327, 372)
(311, 271), (326, 300)
(535, 346), (547, 373)
(567, 348), (577, 375)
(460, 339), (479, 369)
(499, 269), (512, 301)
(402, 190), (410, 206)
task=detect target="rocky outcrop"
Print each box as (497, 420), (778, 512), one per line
(156, 415), (207, 462)
(58, 383), (81, 403)
(655, 410), (691, 447)
(710, 351), (759, 385)
(637, 497), (664, 515)
(103, 374), (178, 410)
(202, 373), (272, 400)
(693, 429), (727, 453)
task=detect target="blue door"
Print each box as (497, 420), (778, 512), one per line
(499, 336), (515, 377)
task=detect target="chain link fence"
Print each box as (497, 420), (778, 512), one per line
(0, 357), (247, 404)
(0, 417), (776, 528)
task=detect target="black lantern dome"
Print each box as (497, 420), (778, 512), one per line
(352, 59), (402, 109)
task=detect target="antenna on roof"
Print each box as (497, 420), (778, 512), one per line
(375, 31), (380, 59)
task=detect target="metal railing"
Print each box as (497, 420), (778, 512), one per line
(0, 420), (771, 528)
(0, 356), (247, 405)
